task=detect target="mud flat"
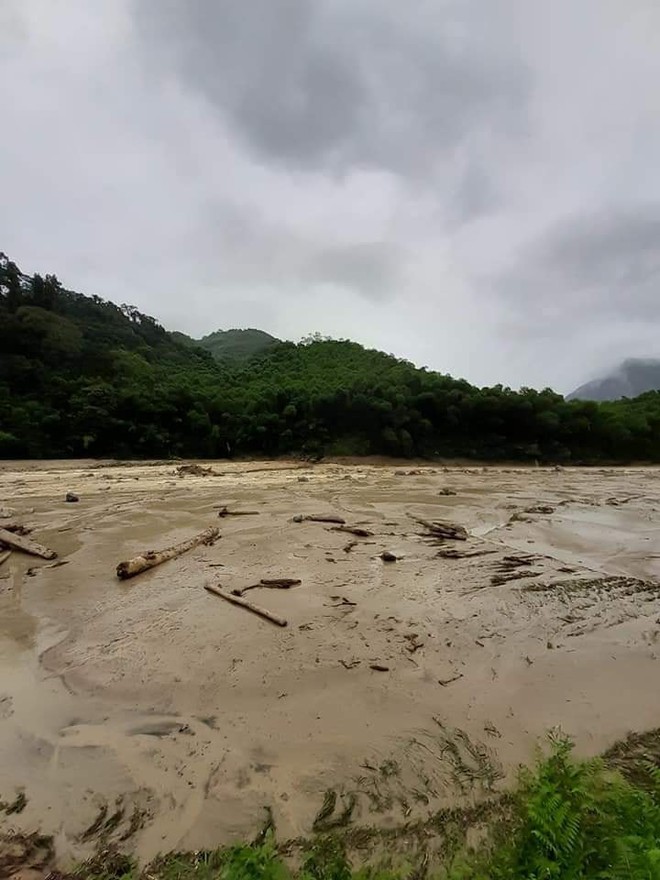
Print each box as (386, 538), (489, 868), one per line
(2, 459), (660, 867)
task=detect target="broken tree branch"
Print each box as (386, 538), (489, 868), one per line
(438, 674), (464, 687)
(204, 584), (287, 627)
(232, 578), (301, 596)
(116, 526), (219, 580)
(292, 514), (346, 524)
(0, 528), (57, 560)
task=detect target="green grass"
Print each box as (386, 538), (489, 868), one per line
(447, 731), (660, 879)
(20, 731), (660, 880)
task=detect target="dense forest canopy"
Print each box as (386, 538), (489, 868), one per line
(2, 252), (660, 462)
(195, 328), (279, 362)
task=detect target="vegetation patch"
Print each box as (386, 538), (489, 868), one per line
(4, 252), (660, 462)
(5, 730), (660, 879)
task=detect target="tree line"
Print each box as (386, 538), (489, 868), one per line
(2, 252), (660, 462)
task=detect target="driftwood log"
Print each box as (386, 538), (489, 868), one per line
(116, 526), (219, 580)
(204, 584), (287, 627)
(0, 528), (57, 560)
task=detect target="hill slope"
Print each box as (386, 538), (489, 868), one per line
(4, 251), (660, 462)
(568, 359), (660, 401)
(197, 328), (279, 361)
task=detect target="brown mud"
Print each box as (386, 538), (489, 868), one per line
(1, 459), (660, 870)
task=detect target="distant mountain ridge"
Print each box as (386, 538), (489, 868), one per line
(196, 328), (279, 361)
(568, 358), (660, 401)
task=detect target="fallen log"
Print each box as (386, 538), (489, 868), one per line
(217, 507), (260, 518)
(0, 528), (57, 560)
(204, 584), (287, 627)
(116, 526), (219, 580)
(330, 525), (373, 538)
(292, 514), (346, 524)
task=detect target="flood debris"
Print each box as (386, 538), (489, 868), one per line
(292, 513), (346, 524)
(438, 673), (464, 687)
(331, 525), (374, 538)
(26, 560), (70, 577)
(204, 583), (288, 627)
(326, 596), (357, 607)
(0, 522), (32, 535)
(116, 526), (219, 579)
(0, 527), (57, 560)
(231, 577), (302, 596)
(403, 633), (424, 653)
(490, 553), (543, 585)
(436, 548), (497, 559)
(217, 506), (260, 518)
(176, 463), (216, 477)
(409, 514), (468, 541)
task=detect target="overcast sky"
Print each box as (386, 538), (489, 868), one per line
(2, 1), (660, 393)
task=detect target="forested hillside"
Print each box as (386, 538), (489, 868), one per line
(2, 252), (660, 462)
(196, 328), (279, 361)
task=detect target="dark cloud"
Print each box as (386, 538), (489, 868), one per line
(2, 1), (660, 394)
(493, 205), (660, 321)
(135, 0), (529, 180)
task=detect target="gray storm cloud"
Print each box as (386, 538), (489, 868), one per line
(1, 0), (660, 393)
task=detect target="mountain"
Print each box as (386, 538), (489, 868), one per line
(4, 251), (660, 463)
(568, 359), (660, 401)
(197, 328), (279, 361)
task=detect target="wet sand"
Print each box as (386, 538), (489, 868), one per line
(1, 460), (660, 865)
